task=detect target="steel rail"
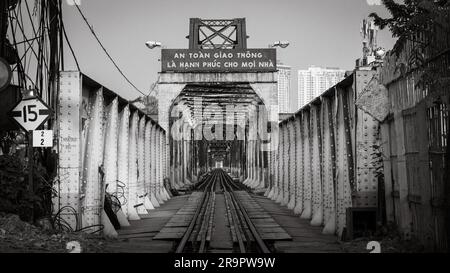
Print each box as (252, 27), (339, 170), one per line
(176, 169), (270, 253)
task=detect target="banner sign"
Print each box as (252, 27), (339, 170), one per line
(161, 49), (277, 72)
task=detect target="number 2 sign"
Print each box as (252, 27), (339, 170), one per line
(32, 130), (53, 148)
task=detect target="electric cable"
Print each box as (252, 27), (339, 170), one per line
(73, 4), (146, 96)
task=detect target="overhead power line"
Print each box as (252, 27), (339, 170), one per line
(73, 4), (146, 96)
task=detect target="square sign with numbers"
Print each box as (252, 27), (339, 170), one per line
(33, 130), (53, 147)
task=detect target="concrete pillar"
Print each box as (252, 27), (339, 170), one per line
(246, 140), (252, 185)
(104, 98), (118, 195)
(244, 131), (253, 186)
(322, 98), (336, 234)
(276, 125), (285, 203)
(335, 90), (353, 236)
(301, 112), (312, 219)
(160, 130), (170, 201)
(150, 124), (160, 207)
(172, 138), (178, 189)
(81, 89), (105, 228)
(153, 125), (164, 204)
(281, 125), (290, 206)
(155, 129), (164, 203)
(182, 136), (187, 184)
(287, 121), (296, 210)
(162, 132), (168, 185)
(250, 139), (260, 188)
(102, 97), (123, 234)
(136, 117), (150, 214)
(144, 121), (155, 210)
(294, 115), (304, 215)
(272, 126), (281, 201)
(310, 105), (324, 226)
(266, 148), (275, 198)
(117, 105), (131, 225)
(127, 111), (141, 220)
(251, 140), (255, 185)
(256, 146), (265, 189)
(178, 139), (183, 187)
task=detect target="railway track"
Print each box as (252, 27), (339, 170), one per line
(175, 169), (270, 253)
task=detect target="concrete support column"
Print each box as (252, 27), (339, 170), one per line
(257, 140), (263, 188)
(178, 139), (183, 186)
(184, 138), (190, 184)
(310, 105), (323, 226)
(150, 124), (161, 206)
(322, 98), (336, 234)
(281, 125), (290, 206)
(160, 130), (169, 201)
(137, 117), (150, 214)
(163, 133), (168, 184)
(245, 140), (252, 185)
(275, 125), (285, 203)
(244, 137), (250, 184)
(82, 89), (105, 227)
(102, 98), (123, 234)
(252, 140), (256, 185)
(287, 121), (296, 210)
(300, 112), (312, 220)
(256, 147), (265, 189)
(250, 139), (260, 188)
(144, 121), (155, 210)
(294, 116), (304, 215)
(174, 139), (179, 188)
(117, 105), (131, 223)
(173, 138), (179, 189)
(155, 127), (164, 204)
(266, 148), (274, 198)
(127, 111), (140, 220)
(272, 127), (280, 201)
(181, 139), (185, 185)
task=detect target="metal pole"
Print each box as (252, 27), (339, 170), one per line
(28, 130), (34, 222)
(0, 1), (7, 57)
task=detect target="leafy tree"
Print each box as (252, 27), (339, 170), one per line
(370, 0), (449, 55)
(370, 0), (449, 88)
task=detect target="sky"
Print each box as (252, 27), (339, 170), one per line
(62, 0), (396, 103)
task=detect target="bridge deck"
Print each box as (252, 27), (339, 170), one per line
(252, 195), (344, 253)
(104, 195), (189, 253)
(103, 190), (343, 253)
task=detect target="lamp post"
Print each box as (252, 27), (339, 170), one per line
(145, 41), (162, 49)
(268, 41), (290, 48)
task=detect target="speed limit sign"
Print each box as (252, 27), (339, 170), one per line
(9, 96), (52, 131)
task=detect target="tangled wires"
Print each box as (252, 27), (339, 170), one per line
(51, 205), (104, 234)
(109, 180), (127, 209)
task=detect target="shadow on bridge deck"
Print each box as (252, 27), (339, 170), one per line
(104, 195), (189, 253)
(252, 195), (344, 253)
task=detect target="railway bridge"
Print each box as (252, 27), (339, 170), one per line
(50, 18), (448, 253)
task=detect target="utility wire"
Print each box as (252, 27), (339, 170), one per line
(73, 4), (146, 96)
(61, 19), (80, 71)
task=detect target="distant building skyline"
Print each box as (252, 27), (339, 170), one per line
(297, 66), (346, 109)
(277, 63), (292, 113)
(60, 0), (395, 100)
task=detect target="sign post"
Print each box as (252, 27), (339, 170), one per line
(8, 95), (53, 222)
(27, 130), (34, 221)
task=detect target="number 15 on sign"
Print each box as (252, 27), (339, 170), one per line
(33, 130), (53, 147)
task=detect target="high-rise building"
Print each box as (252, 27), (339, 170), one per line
(297, 66), (346, 108)
(277, 63), (291, 113)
